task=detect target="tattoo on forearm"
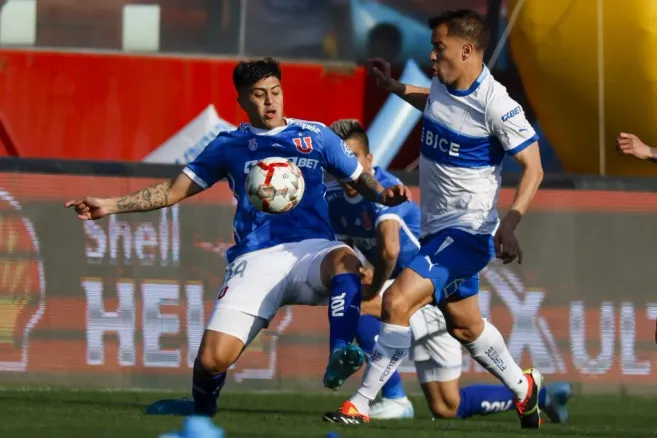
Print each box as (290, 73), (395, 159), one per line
(116, 182), (170, 213)
(352, 172), (384, 202)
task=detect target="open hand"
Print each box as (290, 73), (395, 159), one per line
(65, 197), (111, 220)
(366, 58), (397, 92)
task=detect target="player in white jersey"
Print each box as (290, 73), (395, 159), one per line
(324, 10), (545, 428)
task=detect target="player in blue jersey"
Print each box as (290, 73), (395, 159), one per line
(65, 57), (411, 417)
(326, 119), (572, 423)
(324, 11), (547, 428)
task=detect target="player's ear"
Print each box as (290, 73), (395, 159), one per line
(462, 43), (473, 61)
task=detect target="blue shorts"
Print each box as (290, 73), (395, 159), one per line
(407, 228), (495, 304)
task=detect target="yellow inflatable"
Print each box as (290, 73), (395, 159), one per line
(508, 0), (657, 176)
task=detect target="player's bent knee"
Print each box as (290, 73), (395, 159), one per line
(381, 287), (412, 323)
(320, 246), (361, 286)
(196, 330), (244, 375)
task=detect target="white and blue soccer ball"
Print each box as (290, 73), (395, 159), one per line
(246, 157), (305, 214)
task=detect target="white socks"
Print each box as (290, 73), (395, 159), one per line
(465, 319), (529, 401)
(349, 323), (412, 414)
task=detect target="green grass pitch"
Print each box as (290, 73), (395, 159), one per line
(1, 389), (656, 437)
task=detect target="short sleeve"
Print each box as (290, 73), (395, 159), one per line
(486, 94), (539, 156)
(374, 202), (409, 228)
(182, 134), (229, 189)
(321, 126), (363, 182)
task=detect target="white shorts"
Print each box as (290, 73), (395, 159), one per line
(380, 279), (463, 383)
(206, 239), (350, 344)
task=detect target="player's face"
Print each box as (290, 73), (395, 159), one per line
(341, 138), (372, 197)
(239, 76), (284, 129)
(430, 24), (469, 86)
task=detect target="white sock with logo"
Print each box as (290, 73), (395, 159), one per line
(349, 323), (412, 415)
(465, 319), (529, 401)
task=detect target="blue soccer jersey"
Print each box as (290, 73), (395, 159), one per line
(183, 118), (363, 263)
(326, 167), (421, 278)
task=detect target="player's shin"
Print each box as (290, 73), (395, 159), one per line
(457, 384), (546, 418)
(192, 358), (227, 415)
(356, 315), (407, 400)
(349, 323), (411, 414)
(329, 273), (362, 351)
(462, 320), (529, 401)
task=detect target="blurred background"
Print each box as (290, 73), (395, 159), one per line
(1, 0), (657, 405)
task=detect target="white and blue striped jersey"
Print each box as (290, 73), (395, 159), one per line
(420, 65), (539, 237)
(326, 167), (421, 278)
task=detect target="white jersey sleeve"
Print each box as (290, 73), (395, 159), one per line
(485, 94), (539, 156)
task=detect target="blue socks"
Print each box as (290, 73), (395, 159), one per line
(356, 314), (407, 400)
(457, 384), (548, 418)
(192, 361), (226, 406)
(328, 273), (362, 352)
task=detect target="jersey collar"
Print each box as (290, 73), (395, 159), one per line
(445, 65), (489, 97)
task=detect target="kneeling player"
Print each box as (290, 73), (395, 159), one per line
(327, 119), (572, 423)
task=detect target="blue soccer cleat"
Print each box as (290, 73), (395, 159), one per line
(146, 397), (217, 417)
(146, 398), (196, 417)
(323, 343), (365, 390)
(543, 382), (573, 424)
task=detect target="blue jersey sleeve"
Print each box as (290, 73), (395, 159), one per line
(182, 134), (229, 189)
(321, 126), (363, 182)
(373, 202), (411, 228)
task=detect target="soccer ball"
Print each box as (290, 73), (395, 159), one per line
(246, 157), (305, 214)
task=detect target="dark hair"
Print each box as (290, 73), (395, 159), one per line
(428, 9), (489, 52)
(233, 57), (282, 90)
(330, 119), (370, 154)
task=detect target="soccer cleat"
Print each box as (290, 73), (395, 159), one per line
(145, 398), (196, 416)
(369, 397), (415, 420)
(323, 343), (365, 390)
(323, 401), (370, 424)
(145, 396), (217, 417)
(514, 368), (544, 429)
(543, 381), (573, 423)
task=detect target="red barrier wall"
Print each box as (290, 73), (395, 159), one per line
(0, 49), (366, 161)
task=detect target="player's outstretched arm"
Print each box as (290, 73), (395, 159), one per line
(367, 58), (429, 111)
(366, 219), (400, 299)
(617, 132), (657, 163)
(495, 143), (543, 264)
(350, 172), (411, 206)
(65, 172), (203, 220)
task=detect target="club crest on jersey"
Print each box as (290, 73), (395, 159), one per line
(293, 136), (313, 153)
(248, 138), (258, 151)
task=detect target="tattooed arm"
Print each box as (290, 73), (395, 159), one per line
(111, 173), (203, 214)
(350, 172), (412, 206)
(349, 172), (385, 202)
(66, 172), (203, 220)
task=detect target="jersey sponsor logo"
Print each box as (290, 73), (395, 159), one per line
(290, 121), (321, 134)
(481, 400), (513, 414)
(243, 157), (320, 173)
(330, 292), (346, 317)
(422, 127), (461, 157)
(501, 106), (522, 123)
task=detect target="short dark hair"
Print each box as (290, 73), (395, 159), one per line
(233, 57), (282, 90)
(330, 119), (370, 154)
(428, 9), (489, 52)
